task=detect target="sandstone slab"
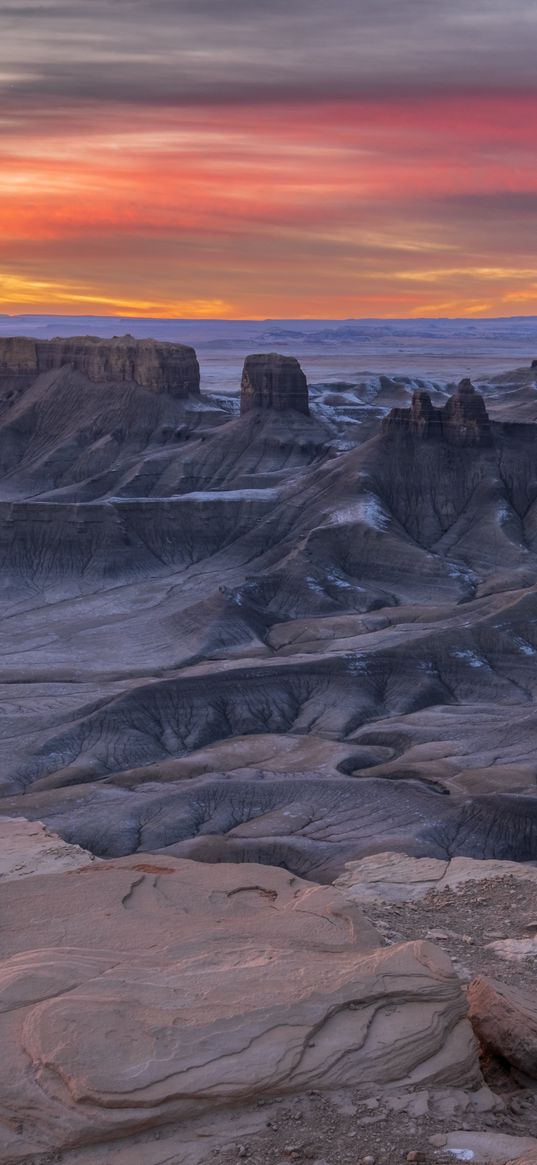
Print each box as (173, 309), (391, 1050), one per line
(0, 854), (480, 1163)
(0, 816), (95, 881)
(336, 852), (537, 904)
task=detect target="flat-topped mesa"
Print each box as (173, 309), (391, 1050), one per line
(240, 352), (309, 416)
(383, 379), (492, 447)
(0, 335), (200, 397)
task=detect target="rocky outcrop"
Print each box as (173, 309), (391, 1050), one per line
(443, 377), (492, 446)
(0, 848), (480, 1162)
(467, 976), (537, 1079)
(383, 378), (492, 446)
(240, 352), (309, 415)
(335, 853), (537, 904)
(0, 334), (200, 396)
(0, 817), (95, 881)
(384, 389), (442, 439)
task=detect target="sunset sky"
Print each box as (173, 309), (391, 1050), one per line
(1, 0), (537, 318)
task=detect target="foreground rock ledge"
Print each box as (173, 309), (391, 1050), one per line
(0, 850), (479, 1163)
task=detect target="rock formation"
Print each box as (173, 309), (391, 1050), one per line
(0, 839), (480, 1163)
(443, 377), (492, 446)
(383, 378), (492, 445)
(0, 816), (96, 881)
(335, 852), (537, 904)
(1, 344), (537, 1159)
(240, 352), (309, 415)
(467, 976), (537, 1079)
(0, 334), (200, 396)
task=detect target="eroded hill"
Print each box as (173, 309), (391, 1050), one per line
(0, 339), (537, 878)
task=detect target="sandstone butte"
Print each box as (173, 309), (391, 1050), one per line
(240, 352), (310, 415)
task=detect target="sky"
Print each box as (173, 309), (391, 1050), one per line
(1, 0), (537, 318)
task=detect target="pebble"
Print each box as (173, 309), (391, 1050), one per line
(362, 1156), (376, 1165)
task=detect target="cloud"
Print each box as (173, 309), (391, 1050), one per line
(1, 1), (536, 316)
(1, 0), (537, 115)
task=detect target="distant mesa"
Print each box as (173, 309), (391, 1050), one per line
(240, 352), (309, 416)
(0, 334), (200, 398)
(383, 377), (492, 446)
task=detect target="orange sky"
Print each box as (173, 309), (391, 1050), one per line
(1, 2), (537, 318)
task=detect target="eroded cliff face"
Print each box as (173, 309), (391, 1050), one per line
(383, 378), (492, 446)
(0, 335), (200, 397)
(240, 352), (309, 415)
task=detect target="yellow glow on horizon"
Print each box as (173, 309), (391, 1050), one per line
(0, 273), (234, 318)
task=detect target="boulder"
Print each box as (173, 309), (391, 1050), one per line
(0, 853), (480, 1162)
(467, 975), (537, 1078)
(0, 334), (200, 397)
(240, 352), (309, 415)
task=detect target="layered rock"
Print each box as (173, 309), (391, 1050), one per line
(240, 352), (309, 415)
(335, 853), (537, 904)
(443, 377), (492, 446)
(467, 976), (537, 1079)
(383, 378), (492, 446)
(384, 388), (442, 439)
(0, 848), (480, 1162)
(0, 334), (200, 397)
(0, 817), (95, 881)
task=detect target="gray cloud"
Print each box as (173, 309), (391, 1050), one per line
(1, 0), (537, 114)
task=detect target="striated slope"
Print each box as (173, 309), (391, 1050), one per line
(0, 349), (537, 875)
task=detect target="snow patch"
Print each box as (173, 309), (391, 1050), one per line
(345, 653), (369, 676)
(451, 649), (485, 668)
(305, 576), (326, 597)
(513, 636), (537, 656)
(182, 489), (280, 502)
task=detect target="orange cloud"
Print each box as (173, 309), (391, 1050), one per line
(2, 95), (537, 316)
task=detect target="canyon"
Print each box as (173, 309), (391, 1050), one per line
(2, 334), (537, 1164)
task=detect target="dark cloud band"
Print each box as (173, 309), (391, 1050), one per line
(1, 0), (537, 112)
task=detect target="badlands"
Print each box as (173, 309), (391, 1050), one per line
(2, 335), (537, 1164)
